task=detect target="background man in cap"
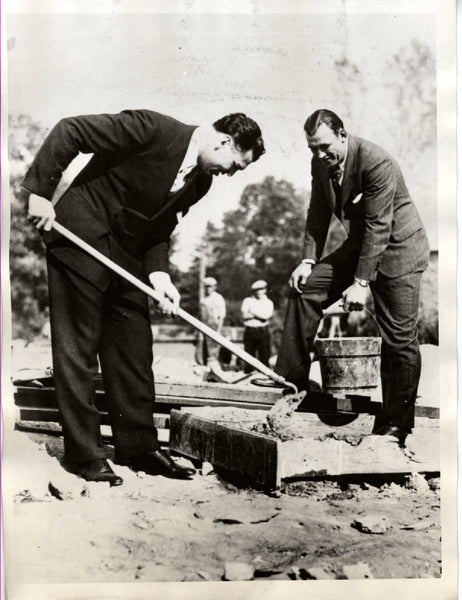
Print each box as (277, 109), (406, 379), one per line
(253, 109), (428, 446)
(25, 109), (265, 485)
(241, 280), (274, 373)
(198, 276), (227, 380)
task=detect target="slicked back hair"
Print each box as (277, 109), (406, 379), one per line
(213, 113), (265, 161)
(304, 109), (344, 137)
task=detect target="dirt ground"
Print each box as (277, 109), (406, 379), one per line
(5, 340), (441, 583)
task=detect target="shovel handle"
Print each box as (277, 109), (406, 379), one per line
(51, 222), (294, 389)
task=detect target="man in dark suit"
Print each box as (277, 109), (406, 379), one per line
(24, 109), (265, 485)
(253, 109), (429, 444)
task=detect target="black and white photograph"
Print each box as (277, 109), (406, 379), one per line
(2, 1), (457, 599)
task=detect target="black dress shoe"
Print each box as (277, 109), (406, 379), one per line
(250, 376), (297, 389)
(251, 376), (305, 392)
(128, 450), (195, 480)
(373, 424), (410, 447)
(75, 458), (123, 486)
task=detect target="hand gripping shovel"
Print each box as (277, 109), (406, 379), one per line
(51, 222), (299, 394)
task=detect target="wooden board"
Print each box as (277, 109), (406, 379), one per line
(181, 406), (379, 437)
(13, 386), (276, 413)
(169, 407), (439, 489)
(14, 383), (440, 420)
(278, 431), (439, 479)
(15, 406), (170, 430)
(169, 409), (282, 489)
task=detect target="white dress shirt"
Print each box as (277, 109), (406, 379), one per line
(169, 128), (201, 194)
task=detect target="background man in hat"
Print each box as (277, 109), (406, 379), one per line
(241, 280), (274, 374)
(198, 276), (227, 379)
(24, 109), (265, 485)
(253, 109), (429, 445)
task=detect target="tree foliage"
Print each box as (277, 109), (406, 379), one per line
(200, 176), (308, 324)
(8, 115), (49, 339)
(387, 39), (436, 158)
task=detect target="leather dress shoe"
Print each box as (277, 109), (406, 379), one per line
(251, 376), (300, 389)
(250, 376), (305, 392)
(75, 458), (123, 486)
(127, 450), (196, 480)
(373, 424), (410, 447)
(251, 376), (286, 388)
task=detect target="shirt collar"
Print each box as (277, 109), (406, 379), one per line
(180, 126), (201, 171)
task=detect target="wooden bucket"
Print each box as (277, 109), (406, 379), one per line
(315, 309), (381, 398)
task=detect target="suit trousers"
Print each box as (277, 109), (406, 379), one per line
(243, 326), (271, 373)
(47, 251), (160, 465)
(274, 243), (423, 431)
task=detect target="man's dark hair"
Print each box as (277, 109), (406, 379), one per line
(304, 109), (344, 136)
(213, 113), (265, 161)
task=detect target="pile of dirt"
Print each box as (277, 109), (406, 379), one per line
(5, 429), (441, 583)
(6, 341), (442, 584)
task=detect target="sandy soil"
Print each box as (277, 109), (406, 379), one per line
(5, 340), (441, 583)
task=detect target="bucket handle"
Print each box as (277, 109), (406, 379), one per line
(321, 302), (382, 338)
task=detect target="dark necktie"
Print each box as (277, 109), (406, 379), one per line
(330, 169), (343, 216)
(168, 165), (198, 200)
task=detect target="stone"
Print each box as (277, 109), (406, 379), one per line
(404, 473), (429, 494)
(197, 570), (212, 580)
(342, 562), (374, 579)
(305, 566), (337, 580)
(351, 515), (391, 534)
(223, 561), (255, 581)
(201, 461), (214, 476)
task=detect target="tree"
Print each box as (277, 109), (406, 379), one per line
(201, 176), (308, 324)
(8, 114), (49, 339)
(332, 56), (368, 128)
(387, 39), (436, 160)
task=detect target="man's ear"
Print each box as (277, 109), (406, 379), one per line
(339, 128), (347, 139)
(212, 133), (231, 151)
(219, 134), (232, 147)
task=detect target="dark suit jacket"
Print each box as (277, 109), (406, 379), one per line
(302, 134), (429, 280)
(22, 110), (212, 289)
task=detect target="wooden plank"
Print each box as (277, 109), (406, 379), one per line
(16, 405), (170, 430)
(14, 387), (275, 412)
(170, 408), (439, 487)
(155, 395), (274, 410)
(278, 429), (440, 478)
(13, 374), (281, 403)
(369, 401), (439, 420)
(298, 391), (375, 415)
(183, 406), (376, 437)
(15, 420), (170, 445)
(14, 385), (439, 419)
(153, 380), (279, 404)
(17, 407), (62, 423)
(169, 409), (281, 490)
(177, 406), (438, 444)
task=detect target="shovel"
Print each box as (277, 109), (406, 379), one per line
(51, 222), (299, 394)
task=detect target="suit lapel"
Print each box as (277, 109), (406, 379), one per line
(317, 162), (336, 212)
(148, 168), (198, 224)
(340, 135), (359, 211)
(151, 124), (198, 203)
(148, 167), (211, 226)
